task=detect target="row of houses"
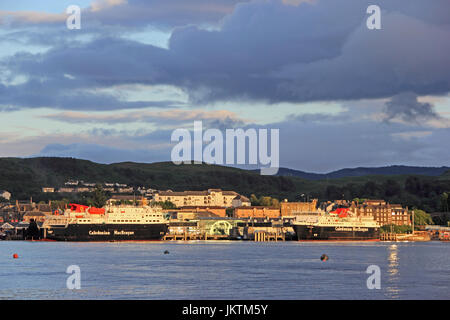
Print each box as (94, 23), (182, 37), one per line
(0, 200), (53, 224)
(43, 184), (159, 196)
(43, 186), (135, 194)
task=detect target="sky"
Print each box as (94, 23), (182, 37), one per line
(0, 0), (449, 173)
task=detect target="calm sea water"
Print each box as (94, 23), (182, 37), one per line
(0, 241), (449, 300)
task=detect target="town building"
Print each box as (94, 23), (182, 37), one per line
(0, 200), (53, 223)
(64, 180), (79, 186)
(280, 200), (318, 216)
(117, 187), (134, 194)
(176, 210), (222, 220)
(232, 195), (251, 207)
(234, 206), (280, 219)
(177, 206), (227, 218)
(349, 199), (411, 226)
(153, 189), (244, 208)
(0, 190), (11, 201)
(23, 212), (47, 223)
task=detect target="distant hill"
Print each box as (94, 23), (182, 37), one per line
(276, 165), (450, 180)
(0, 157), (449, 213)
(440, 170), (450, 179)
(0, 157), (302, 200)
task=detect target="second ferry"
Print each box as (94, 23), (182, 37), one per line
(292, 208), (380, 241)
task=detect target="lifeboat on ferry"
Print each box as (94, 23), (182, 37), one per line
(88, 207), (105, 215)
(70, 204), (89, 213)
(69, 204), (105, 215)
(331, 208), (349, 218)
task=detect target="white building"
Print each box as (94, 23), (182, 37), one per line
(232, 195), (251, 207)
(0, 190), (11, 201)
(153, 189), (245, 208)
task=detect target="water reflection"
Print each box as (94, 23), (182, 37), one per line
(2, 242), (449, 299)
(388, 244), (399, 276)
(386, 244), (400, 298)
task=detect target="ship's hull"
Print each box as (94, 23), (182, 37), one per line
(293, 224), (379, 241)
(45, 223), (168, 241)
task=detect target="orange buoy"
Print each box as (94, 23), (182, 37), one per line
(13, 253), (19, 259)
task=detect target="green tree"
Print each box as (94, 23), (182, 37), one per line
(380, 224), (412, 234)
(271, 198), (280, 208)
(250, 194), (259, 206)
(50, 199), (70, 211)
(152, 200), (176, 210)
(89, 185), (107, 208)
(259, 196), (273, 207)
(383, 180), (402, 197)
(441, 192), (449, 212)
(413, 209), (433, 227)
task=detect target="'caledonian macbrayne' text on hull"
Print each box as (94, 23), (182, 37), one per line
(292, 208), (380, 241)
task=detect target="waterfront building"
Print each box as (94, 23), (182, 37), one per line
(167, 217), (242, 237)
(153, 189), (244, 208)
(0, 200), (51, 222)
(349, 199), (411, 226)
(234, 206), (280, 219)
(23, 211), (47, 223)
(176, 210), (221, 220)
(177, 206), (227, 217)
(280, 200), (318, 216)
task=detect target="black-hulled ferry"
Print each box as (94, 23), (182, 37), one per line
(43, 204), (168, 241)
(292, 208), (380, 241)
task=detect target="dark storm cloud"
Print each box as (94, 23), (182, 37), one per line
(83, 0), (249, 28)
(2, 0), (450, 110)
(384, 92), (439, 123)
(0, 0), (249, 28)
